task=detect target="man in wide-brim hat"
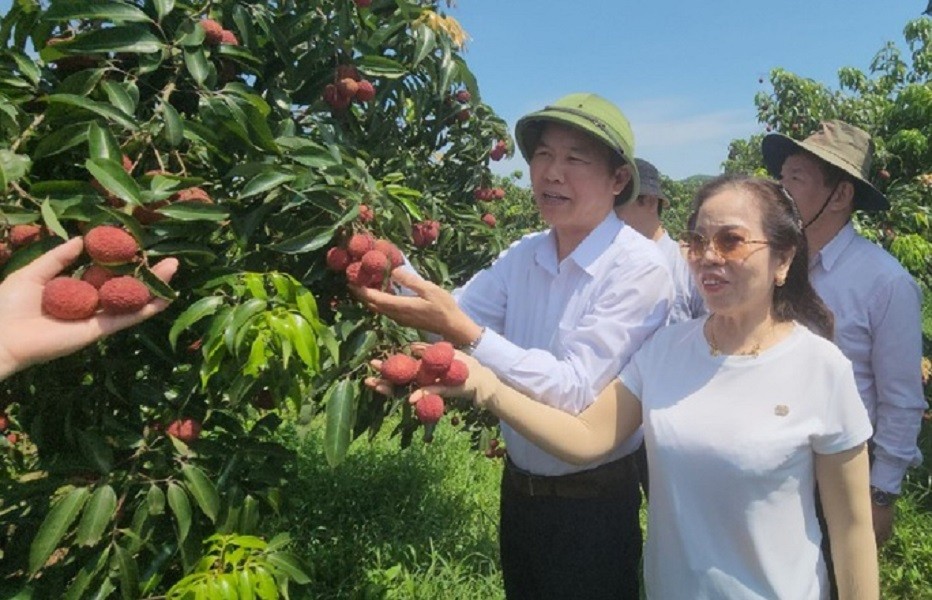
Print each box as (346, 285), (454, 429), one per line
(357, 93), (674, 599)
(762, 120), (924, 548)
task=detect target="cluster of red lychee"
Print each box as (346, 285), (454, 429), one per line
(0, 223), (48, 268)
(166, 418), (202, 444)
(379, 341), (469, 441)
(326, 232), (404, 290)
(40, 226), (153, 320)
(358, 203), (374, 223)
(0, 411), (18, 447)
(323, 65), (376, 111)
(474, 187), (505, 202)
(412, 219), (441, 248)
(489, 140), (508, 162)
(91, 156), (214, 224)
(199, 19), (239, 46)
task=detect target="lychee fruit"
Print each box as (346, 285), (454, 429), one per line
(373, 239), (404, 269)
(99, 276), (151, 314)
(416, 362), (440, 387)
(121, 155), (134, 173)
(360, 250), (389, 276)
(481, 213), (497, 227)
(421, 341), (454, 375)
(326, 246), (351, 272)
(345, 261), (368, 286)
(81, 264), (116, 289)
(174, 187), (213, 204)
(415, 393), (445, 424)
(455, 89), (471, 103)
(358, 203), (374, 223)
(490, 141), (506, 161)
(6, 432), (18, 445)
(878, 169), (890, 181)
(440, 359), (469, 386)
(84, 226), (139, 265)
(219, 29), (238, 45)
(166, 418), (202, 443)
(336, 64), (359, 81)
(200, 19), (224, 45)
(412, 220), (440, 248)
(346, 233), (375, 259)
(9, 224), (42, 248)
(42, 277), (100, 320)
(0, 242), (10, 266)
(380, 354), (419, 386)
(355, 80), (376, 102)
(456, 109), (470, 122)
(355, 0), (372, 8)
(337, 78), (359, 100)
(0, 413), (9, 430)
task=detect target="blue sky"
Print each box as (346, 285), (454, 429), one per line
(1, 1), (924, 179)
(447, 1), (926, 180)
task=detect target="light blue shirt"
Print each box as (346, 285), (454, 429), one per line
(656, 231), (706, 323)
(456, 213), (674, 476)
(811, 222), (924, 493)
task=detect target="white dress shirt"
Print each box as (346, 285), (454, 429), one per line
(810, 222), (925, 493)
(456, 213), (674, 476)
(656, 232), (706, 324)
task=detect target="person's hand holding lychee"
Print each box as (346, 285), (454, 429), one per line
(0, 237), (178, 380)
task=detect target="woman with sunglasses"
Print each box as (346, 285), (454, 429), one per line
(393, 175), (879, 599)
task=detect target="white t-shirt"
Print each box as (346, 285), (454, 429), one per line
(620, 318), (872, 600)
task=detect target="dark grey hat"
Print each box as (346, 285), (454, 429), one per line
(634, 158), (668, 207)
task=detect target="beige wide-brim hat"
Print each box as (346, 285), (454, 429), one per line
(761, 120), (889, 212)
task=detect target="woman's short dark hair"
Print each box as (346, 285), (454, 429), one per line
(688, 174), (835, 339)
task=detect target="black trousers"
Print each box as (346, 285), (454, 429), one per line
(498, 456), (642, 600)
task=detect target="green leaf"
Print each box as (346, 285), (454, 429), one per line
(64, 26), (163, 54)
(156, 201), (228, 221)
(9, 50), (40, 86)
(166, 482), (191, 543)
(147, 484), (165, 515)
(43, 0), (152, 23)
(100, 80), (136, 115)
(40, 199), (68, 240)
(32, 122), (89, 159)
(113, 544), (139, 600)
(269, 225), (335, 255)
(161, 100), (183, 147)
(86, 157), (142, 205)
(0, 149), (31, 190)
(224, 298), (266, 351)
(324, 379), (358, 467)
(181, 465), (220, 523)
(358, 55), (408, 79)
(169, 295), (225, 349)
(411, 22), (436, 68)
(87, 121), (121, 161)
(76, 429), (114, 474)
(64, 547), (111, 600)
(288, 313), (319, 372)
(75, 484), (116, 547)
(265, 552), (311, 584)
(183, 46), (210, 87)
(48, 94), (137, 130)
(239, 169), (295, 199)
(153, 0), (174, 21)
(29, 487), (90, 574)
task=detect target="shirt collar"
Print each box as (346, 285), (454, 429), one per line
(817, 222), (857, 271)
(535, 213), (623, 275)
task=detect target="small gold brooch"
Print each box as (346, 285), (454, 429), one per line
(774, 405), (789, 417)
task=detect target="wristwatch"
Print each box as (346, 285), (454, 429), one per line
(870, 486), (898, 507)
(456, 327), (486, 355)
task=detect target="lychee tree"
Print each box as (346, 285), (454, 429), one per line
(0, 0), (512, 596)
(722, 17), (932, 293)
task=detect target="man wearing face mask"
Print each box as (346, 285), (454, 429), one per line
(762, 121), (924, 548)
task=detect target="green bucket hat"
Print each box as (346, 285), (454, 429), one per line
(761, 120), (889, 212)
(515, 93), (640, 204)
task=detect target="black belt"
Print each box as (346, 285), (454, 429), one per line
(503, 455), (638, 499)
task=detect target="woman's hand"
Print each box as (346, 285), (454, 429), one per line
(0, 237), (179, 380)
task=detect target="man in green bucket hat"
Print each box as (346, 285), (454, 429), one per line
(762, 120), (924, 552)
(357, 93), (674, 599)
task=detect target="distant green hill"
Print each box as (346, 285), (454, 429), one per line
(679, 174), (716, 185)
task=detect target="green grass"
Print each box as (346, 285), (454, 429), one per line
(276, 413), (932, 599)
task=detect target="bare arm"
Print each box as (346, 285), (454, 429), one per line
(420, 355), (643, 465)
(815, 444), (879, 600)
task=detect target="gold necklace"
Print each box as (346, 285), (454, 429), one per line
(706, 314), (766, 358)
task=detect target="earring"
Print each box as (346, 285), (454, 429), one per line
(775, 276), (786, 287)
